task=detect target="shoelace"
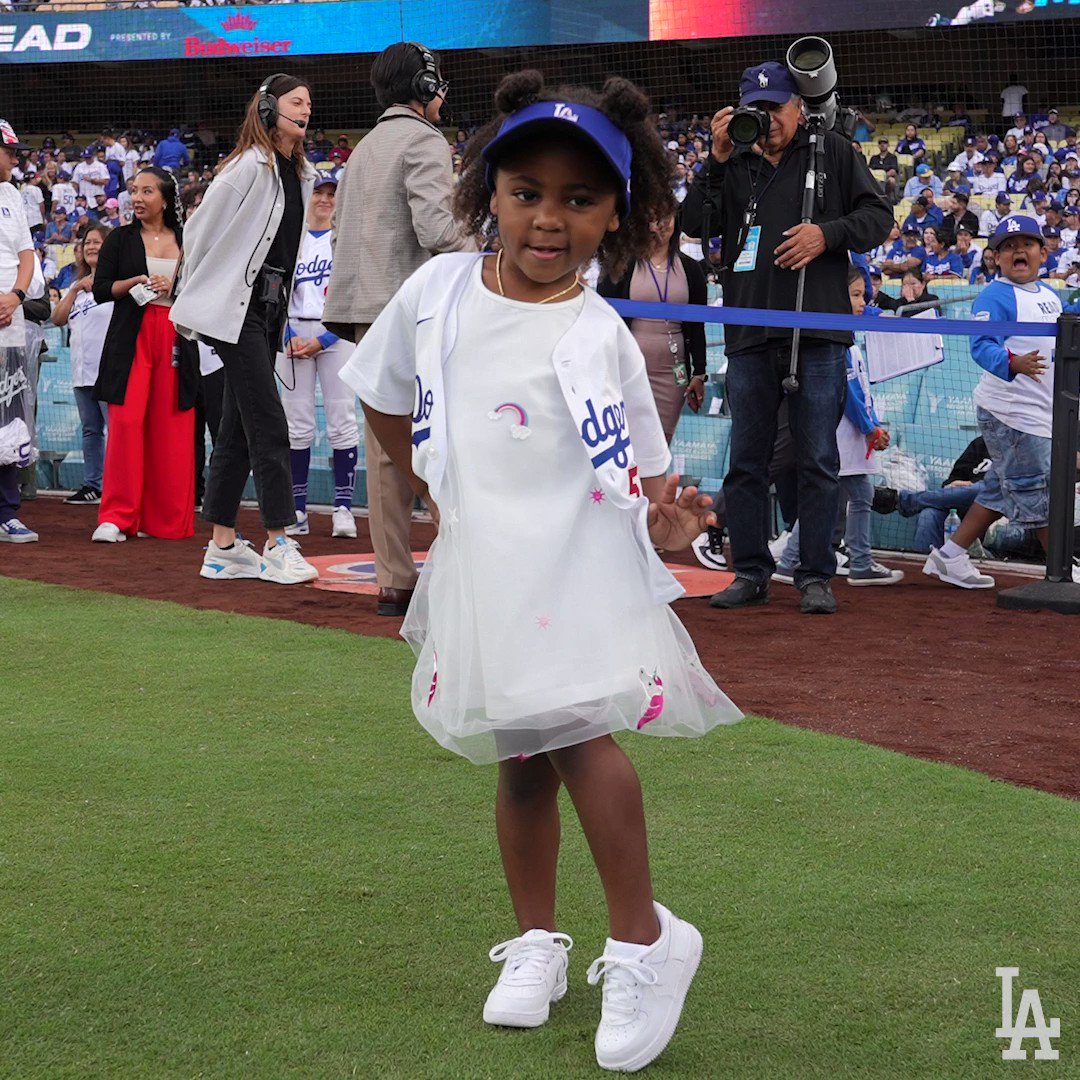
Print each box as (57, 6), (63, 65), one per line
(586, 955), (658, 1021)
(272, 537), (309, 568)
(488, 931), (573, 987)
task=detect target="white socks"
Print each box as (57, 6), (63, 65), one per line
(940, 540), (966, 559)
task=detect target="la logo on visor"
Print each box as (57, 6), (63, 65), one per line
(553, 104), (579, 122)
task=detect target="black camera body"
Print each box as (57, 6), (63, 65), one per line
(728, 106), (769, 150)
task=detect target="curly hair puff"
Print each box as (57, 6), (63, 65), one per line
(453, 69), (676, 281)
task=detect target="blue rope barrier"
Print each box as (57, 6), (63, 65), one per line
(604, 297), (1052, 338)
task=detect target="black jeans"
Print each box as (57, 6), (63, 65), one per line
(202, 294), (294, 530)
(194, 366), (225, 504)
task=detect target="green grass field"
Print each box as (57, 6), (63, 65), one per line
(2, 577), (1077, 1079)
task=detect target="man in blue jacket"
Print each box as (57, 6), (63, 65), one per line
(153, 129), (190, 173)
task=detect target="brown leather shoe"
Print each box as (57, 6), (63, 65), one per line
(377, 587), (414, 617)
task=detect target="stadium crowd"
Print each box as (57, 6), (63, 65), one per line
(2, 92), (1078, 584)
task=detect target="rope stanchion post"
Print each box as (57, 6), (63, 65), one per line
(997, 313), (1080, 614)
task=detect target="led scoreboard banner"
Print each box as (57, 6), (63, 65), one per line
(0, 0), (1075, 64)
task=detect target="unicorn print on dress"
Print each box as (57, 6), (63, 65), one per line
(488, 402), (532, 440)
(637, 668), (665, 729)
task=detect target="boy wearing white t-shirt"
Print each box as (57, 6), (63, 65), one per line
(924, 215), (1079, 588)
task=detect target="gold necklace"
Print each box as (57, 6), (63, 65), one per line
(648, 255), (671, 271)
(495, 249), (581, 305)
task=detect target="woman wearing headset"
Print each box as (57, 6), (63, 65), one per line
(172, 73), (318, 585)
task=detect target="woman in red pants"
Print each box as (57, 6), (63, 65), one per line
(91, 167), (198, 541)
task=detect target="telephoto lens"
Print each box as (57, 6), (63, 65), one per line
(728, 106), (769, 149)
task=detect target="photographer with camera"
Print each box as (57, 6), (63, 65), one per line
(681, 53), (892, 614)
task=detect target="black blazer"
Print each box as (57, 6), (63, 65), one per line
(92, 222), (198, 410)
(596, 252), (708, 378)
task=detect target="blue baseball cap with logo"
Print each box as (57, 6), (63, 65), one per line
(313, 167), (340, 189)
(989, 215), (1045, 250)
(739, 61), (799, 107)
(482, 99), (633, 211)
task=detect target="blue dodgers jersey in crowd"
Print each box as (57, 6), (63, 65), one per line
(923, 252), (964, 278)
(970, 278), (1060, 438)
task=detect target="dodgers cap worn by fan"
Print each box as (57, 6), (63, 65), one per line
(739, 62), (799, 107)
(996, 192), (1012, 205)
(989, 215), (1045, 250)
(0, 121), (31, 152)
(482, 100), (633, 211)
(313, 169), (340, 189)
(915, 162), (933, 176)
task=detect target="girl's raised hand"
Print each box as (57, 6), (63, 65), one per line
(647, 473), (715, 551)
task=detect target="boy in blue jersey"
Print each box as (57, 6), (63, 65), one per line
(924, 215), (1078, 588)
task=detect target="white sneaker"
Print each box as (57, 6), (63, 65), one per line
(200, 537), (264, 580)
(767, 530), (791, 562)
(483, 929), (573, 1028)
(587, 902), (703, 1073)
(835, 543), (851, 577)
(691, 526), (726, 570)
(770, 568), (796, 586)
(331, 505), (357, 539)
(923, 546), (995, 589)
(0, 517), (38, 543)
(285, 510), (309, 536)
(91, 522), (126, 543)
(261, 536), (318, 584)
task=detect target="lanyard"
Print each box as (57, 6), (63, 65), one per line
(735, 145), (792, 257)
(645, 257), (671, 304)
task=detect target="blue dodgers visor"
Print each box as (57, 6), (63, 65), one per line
(482, 100), (633, 211)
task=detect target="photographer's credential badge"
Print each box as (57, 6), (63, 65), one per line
(733, 226), (761, 272)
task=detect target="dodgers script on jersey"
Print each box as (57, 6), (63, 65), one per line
(289, 229), (333, 321)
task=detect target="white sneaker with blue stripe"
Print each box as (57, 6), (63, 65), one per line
(0, 517), (38, 543)
(200, 537), (264, 580)
(260, 535), (318, 584)
(285, 510), (309, 536)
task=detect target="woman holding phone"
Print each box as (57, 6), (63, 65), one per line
(171, 73), (318, 584)
(91, 166), (197, 542)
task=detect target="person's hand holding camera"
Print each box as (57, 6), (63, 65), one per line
(709, 107), (736, 164)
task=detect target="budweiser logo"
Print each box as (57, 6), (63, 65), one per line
(220, 13), (257, 31)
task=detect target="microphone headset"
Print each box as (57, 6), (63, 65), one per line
(408, 43), (444, 106)
(257, 73), (307, 131)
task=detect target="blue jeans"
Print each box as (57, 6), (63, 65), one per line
(73, 385), (107, 491)
(778, 474), (874, 573)
(897, 482), (983, 553)
(724, 340), (847, 587)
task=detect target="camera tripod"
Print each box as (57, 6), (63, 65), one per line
(784, 113), (829, 393)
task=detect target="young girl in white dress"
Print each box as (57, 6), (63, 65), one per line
(340, 71), (742, 1073)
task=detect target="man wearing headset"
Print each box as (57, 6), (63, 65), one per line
(324, 41), (472, 617)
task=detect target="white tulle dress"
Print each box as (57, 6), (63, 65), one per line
(395, 261), (741, 764)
